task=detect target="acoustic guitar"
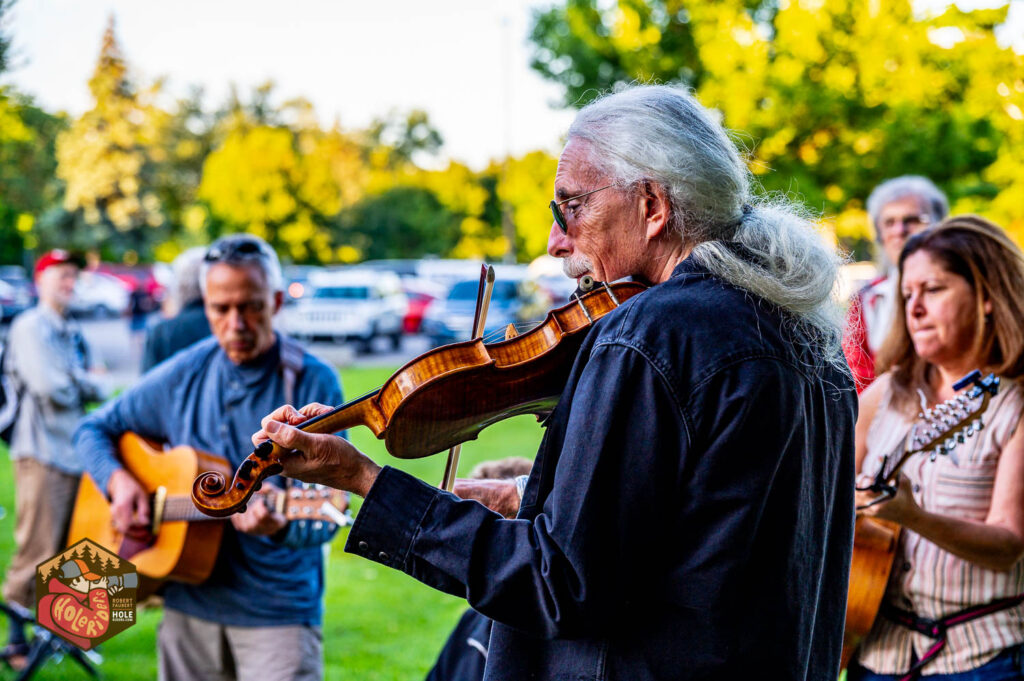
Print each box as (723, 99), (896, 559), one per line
(67, 432), (347, 596)
(841, 371), (999, 669)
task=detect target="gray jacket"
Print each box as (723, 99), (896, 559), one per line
(6, 305), (105, 473)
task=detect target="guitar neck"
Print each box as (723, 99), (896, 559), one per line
(161, 490), (283, 523)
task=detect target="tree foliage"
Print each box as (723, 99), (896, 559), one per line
(0, 88), (64, 263)
(0, 0), (12, 75)
(52, 17), (171, 260)
(529, 0), (1024, 254)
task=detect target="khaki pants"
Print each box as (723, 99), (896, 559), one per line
(2, 458), (80, 608)
(158, 608), (323, 681)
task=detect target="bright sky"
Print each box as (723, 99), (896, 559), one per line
(2, 0), (1021, 170)
(1, 0), (577, 169)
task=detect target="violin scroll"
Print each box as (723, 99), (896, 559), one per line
(192, 444), (284, 517)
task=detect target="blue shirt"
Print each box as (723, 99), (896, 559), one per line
(346, 257), (858, 680)
(74, 334), (343, 627)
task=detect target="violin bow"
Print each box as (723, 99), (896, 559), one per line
(440, 264), (495, 491)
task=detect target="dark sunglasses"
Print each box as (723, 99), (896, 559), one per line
(550, 184), (614, 234)
(204, 238), (264, 263)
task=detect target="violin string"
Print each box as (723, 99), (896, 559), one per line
(477, 321), (541, 344)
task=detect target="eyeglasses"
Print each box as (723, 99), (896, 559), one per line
(550, 184), (614, 234)
(204, 238), (265, 263)
(880, 214), (932, 233)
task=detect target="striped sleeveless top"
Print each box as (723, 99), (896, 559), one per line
(856, 373), (1024, 674)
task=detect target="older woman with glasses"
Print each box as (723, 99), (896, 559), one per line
(845, 176), (949, 392)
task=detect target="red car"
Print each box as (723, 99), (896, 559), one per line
(401, 280), (445, 334)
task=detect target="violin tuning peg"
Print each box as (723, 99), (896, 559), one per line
(237, 460), (254, 480)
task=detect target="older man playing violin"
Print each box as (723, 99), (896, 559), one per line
(254, 85), (858, 681)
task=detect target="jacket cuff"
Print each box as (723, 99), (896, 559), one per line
(344, 466), (438, 571)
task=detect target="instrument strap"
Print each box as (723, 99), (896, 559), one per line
(279, 335), (304, 407)
(881, 593), (1024, 681)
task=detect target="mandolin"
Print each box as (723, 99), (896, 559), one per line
(841, 370), (999, 669)
(67, 432), (347, 597)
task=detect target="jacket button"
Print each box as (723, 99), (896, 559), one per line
(913, 484), (921, 493)
(903, 561), (912, 572)
(358, 541), (368, 552)
(378, 552), (389, 562)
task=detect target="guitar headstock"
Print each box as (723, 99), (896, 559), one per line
(908, 370), (999, 462)
(283, 484), (349, 523)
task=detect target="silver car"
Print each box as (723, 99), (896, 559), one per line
(281, 269), (407, 353)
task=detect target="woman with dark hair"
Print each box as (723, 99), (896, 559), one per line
(849, 215), (1024, 680)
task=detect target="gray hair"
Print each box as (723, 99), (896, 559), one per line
(199, 234), (284, 295)
(866, 175), (949, 238)
(568, 84), (846, 373)
(171, 246), (207, 308)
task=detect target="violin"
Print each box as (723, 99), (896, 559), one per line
(191, 279), (648, 517)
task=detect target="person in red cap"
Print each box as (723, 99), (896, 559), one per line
(1, 250), (106, 670)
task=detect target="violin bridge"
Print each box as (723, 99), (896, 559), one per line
(505, 323), (519, 340)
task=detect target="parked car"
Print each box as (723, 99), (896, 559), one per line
(97, 263), (165, 310)
(282, 269), (406, 352)
(70, 271), (132, 318)
(421, 276), (550, 347)
(282, 265), (325, 306)
(0, 278), (32, 323)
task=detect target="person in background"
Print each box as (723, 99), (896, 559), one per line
(75, 235), (343, 681)
(849, 216), (1024, 680)
(844, 176), (949, 391)
(141, 247), (211, 372)
(1, 250), (106, 671)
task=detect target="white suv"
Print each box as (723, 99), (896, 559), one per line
(281, 269), (406, 352)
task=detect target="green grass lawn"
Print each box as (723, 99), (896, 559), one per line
(0, 365), (544, 680)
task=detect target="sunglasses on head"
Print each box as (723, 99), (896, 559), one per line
(204, 238), (264, 263)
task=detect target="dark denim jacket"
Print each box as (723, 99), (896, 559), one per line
(347, 258), (857, 680)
